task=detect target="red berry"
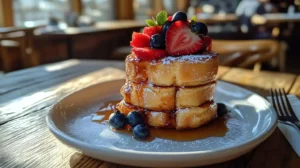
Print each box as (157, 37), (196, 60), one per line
(143, 26), (162, 37)
(167, 16), (172, 21)
(130, 32), (150, 48)
(166, 21), (203, 56)
(203, 36), (212, 51)
(132, 47), (168, 60)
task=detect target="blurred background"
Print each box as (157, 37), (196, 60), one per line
(0, 0), (299, 74)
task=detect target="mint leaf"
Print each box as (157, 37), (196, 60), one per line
(156, 11), (167, 25)
(146, 19), (156, 26)
(191, 15), (197, 22)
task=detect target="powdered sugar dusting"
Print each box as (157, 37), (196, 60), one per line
(161, 54), (215, 65)
(124, 83), (131, 93)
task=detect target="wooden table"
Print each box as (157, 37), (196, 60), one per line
(196, 14), (238, 24)
(0, 59), (299, 168)
(35, 20), (144, 60)
(251, 13), (300, 25)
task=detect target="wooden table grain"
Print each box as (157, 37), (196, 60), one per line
(0, 59), (299, 168)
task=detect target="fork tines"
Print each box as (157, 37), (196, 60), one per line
(270, 88), (298, 122)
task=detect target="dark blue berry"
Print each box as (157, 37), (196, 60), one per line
(108, 111), (127, 129)
(150, 34), (165, 49)
(162, 21), (173, 36)
(191, 22), (208, 35)
(217, 103), (228, 117)
(133, 124), (149, 140)
(172, 11), (187, 22)
(127, 111), (144, 127)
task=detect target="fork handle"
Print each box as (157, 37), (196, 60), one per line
(294, 122), (300, 131)
(279, 121), (300, 131)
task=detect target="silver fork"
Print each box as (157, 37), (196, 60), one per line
(270, 88), (300, 131)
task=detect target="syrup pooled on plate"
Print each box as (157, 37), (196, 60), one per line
(92, 99), (228, 141)
(92, 99), (121, 123)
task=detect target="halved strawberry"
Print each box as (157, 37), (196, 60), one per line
(203, 36), (212, 51)
(132, 47), (168, 60)
(167, 16), (172, 21)
(130, 32), (150, 47)
(143, 26), (162, 37)
(166, 21), (203, 56)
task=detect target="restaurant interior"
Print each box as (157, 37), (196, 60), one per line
(0, 0), (299, 74)
(2, 0), (300, 167)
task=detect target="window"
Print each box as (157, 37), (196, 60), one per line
(13, 0), (69, 27)
(134, 0), (152, 20)
(82, 0), (114, 21)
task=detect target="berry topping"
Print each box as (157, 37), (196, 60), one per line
(191, 22), (208, 35)
(166, 21), (203, 55)
(127, 111), (145, 127)
(172, 11), (187, 22)
(150, 34), (165, 49)
(138, 11), (212, 58)
(217, 103), (228, 117)
(143, 26), (162, 37)
(130, 32), (150, 48)
(108, 111), (128, 129)
(162, 21), (173, 36)
(132, 47), (167, 60)
(203, 36), (212, 51)
(133, 124), (150, 140)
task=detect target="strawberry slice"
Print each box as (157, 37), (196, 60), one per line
(130, 32), (150, 48)
(167, 16), (172, 21)
(166, 21), (203, 56)
(132, 47), (168, 60)
(203, 36), (212, 51)
(143, 26), (162, 37)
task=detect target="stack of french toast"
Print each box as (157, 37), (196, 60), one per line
(116, 11), (219, 130)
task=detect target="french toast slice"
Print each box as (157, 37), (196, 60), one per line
(120, 81), (175, 111)
(117, 100), (217, 129)
(120, 81), (215, 110)
(126, 52), (218, 86)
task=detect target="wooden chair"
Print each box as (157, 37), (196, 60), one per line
(30, 33), (69, 66)
(0, 40), (23, 72)
(0, 31), (26, 72)
(213, 40), (282, 71)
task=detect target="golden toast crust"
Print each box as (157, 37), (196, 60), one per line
(117, 100), (217, 129)
(126, 52), (218, 86)
(118, 53), (218, 130)
(121, 81), (216, 110)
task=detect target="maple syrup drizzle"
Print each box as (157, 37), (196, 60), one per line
(134, 62), (147, 82)
(123, 83), (132, 103)
(136, 83), (145, 107)
(93, 99), (120, 123)
(92, 99), (228, 142)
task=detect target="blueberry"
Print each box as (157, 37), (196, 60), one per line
(127, 111), (144, 127)
(191, 22), (208, 35)
(150, 34), (165, 49)
(133, 124), (149, 140)
(217, 103), (228, 117)
(162, 21), (173, 36)
(172, 11), (187, 22)
(108, 111), (127, 129)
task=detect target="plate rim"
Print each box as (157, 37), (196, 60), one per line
(46, 79), (278, 157)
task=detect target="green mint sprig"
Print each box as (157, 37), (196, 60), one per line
(191, 15), (197, 22)
(145, 10), (167, 27)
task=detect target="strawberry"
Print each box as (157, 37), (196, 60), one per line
(143, 26), (162, 37)
(166, 21), (203, 56)
(132, 47), (168, 60)
(203, 36), (212, 51)
(167, 16), (172, 21)
(130, 32), (150, 48)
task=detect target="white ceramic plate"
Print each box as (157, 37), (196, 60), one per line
(47, 79), (277, 167)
